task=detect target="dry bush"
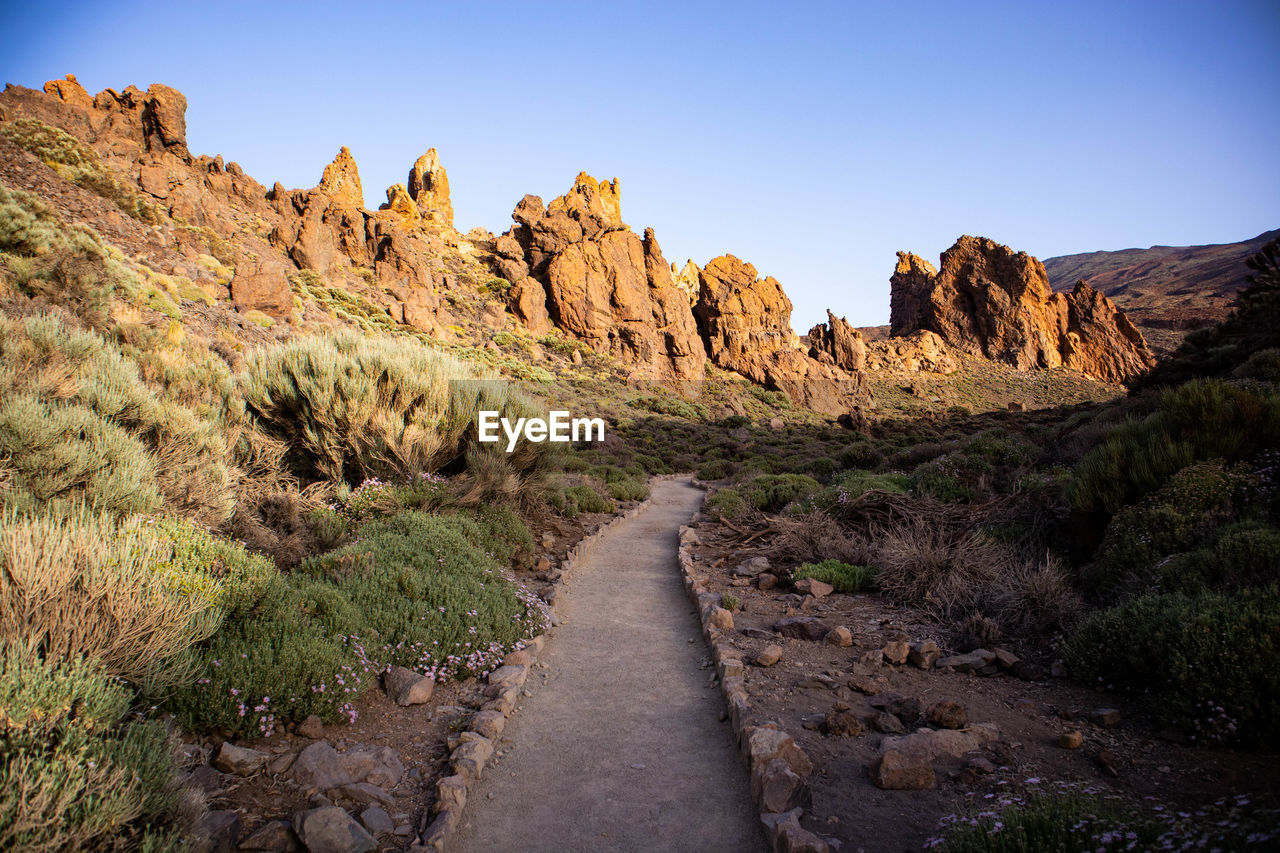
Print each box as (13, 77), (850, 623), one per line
(0, 312), (237, 524)
(768, 511), (869, 565)
(225, 487), (328, 570)
(0, 511), (222, 688)
(873, 519), (1081, 639)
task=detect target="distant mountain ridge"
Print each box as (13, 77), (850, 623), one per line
(1043, 229), (1278, 356)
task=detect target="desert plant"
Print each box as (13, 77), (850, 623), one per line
(0, 510), (224, 689)
(793, 559), (876, 593)
(704, 487), (748, 521)
(873, 521), (1079, 637)
(0, 313), (237, 523)
(1064, 586), (1280, 743)
(563, 484), (613, 514)
(720, 592), (739, 611)
(1070, 379), (1280, 515)
(242, 332), (551, 492)
(0, 642), (190, 852)
(738, 473), (821, 513)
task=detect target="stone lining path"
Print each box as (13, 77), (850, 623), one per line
(451, 479), (766, 852)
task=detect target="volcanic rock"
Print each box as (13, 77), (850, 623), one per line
(889, 236), (1154, 382)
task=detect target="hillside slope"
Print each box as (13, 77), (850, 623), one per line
(1043, 228), (1278, 355)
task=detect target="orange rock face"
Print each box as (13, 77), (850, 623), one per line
(695, 255), (869, 415)
(890, 236), (1154, 383)
(317, 146), (364, 210)
(497, 174), (704, 381)
(407, 149), (452, 225)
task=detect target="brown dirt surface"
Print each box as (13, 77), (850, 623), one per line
(687, 518), (1280, 853)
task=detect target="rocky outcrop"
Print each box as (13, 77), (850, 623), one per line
(407, 149), (452, 225)
(318, 146), (364, 210)
(671, 259), (700, 304)
(695, 255), (869, 415)
(890, 236), (1154, 383)
(807, 311), (866, 372)
(494, 173), (704, 380)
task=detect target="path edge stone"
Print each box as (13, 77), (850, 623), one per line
(677, 494), (832, 853)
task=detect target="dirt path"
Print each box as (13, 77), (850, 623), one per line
(450, 479), (766, 852)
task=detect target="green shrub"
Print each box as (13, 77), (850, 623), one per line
(627, 394), (707, 421)
(793, 560), (876, 593)
(1070, 379), (1280, 514)
(801, 456), (836, 483)
(705, 488), (748, 521)
(242, 331), (548, 488)
(172, 509), (546, 737)
(564, 484), (613, 514)
(929, 787), (1176, 853)
(739, 473), (821, 513)
(837, 440), (882, 469)
(911, 459), (975, 502)
(606, 477), (649, 502)
(720, 414), (751, 429)
(0, 643), (186, 852)
(720, 592), (739, 611)
(1086, 460), (1264, 598)
(0, 393), (161, 517)
(1064, 586), (1280, 743)
(697, 459), (734, 480)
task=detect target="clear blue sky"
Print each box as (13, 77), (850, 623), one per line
(3, 1), (1278, 328)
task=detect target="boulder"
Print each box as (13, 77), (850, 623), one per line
(889, 236), (1154, 382)
(340, 746), (404, 788)
(238, 819), (302, 852)
(774, 616), (827, 642)
(926, 700), (969, 730)
(824, 626), (854, 647)
(294, 806), (376, 853)
(881, 640), (910, 665)
(743, 726), (812, 777)
(292, 742), (354, 791)
(359, 805), (394, 837)
(383, 666), (434, 706)
(937, 648), (997, 673)
(210, 741), (267, 776)
(755, 645), (783, 667)
(297, 715), (325, 739)
(880, 724), (1000, 763)
(870, 750), (936, 790)
(191, 809), (241, 853)
(865, 329), (959, 374)
(794, 578), (833, 598)
(230, 254), (293, 318)
(752, 757), (811, 814)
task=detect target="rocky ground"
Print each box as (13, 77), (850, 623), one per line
(684, 516), (1280, 852)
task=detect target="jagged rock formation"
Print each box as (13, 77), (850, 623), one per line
(3, 77), (462, 329)
(671, 259), (700, 304)
(807, 311), (866, 372)
(494, 173), (705, 381)
(406, 149), (452, 225)
(890, 236), (1154, 383)
(695, 255), (869, 415)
